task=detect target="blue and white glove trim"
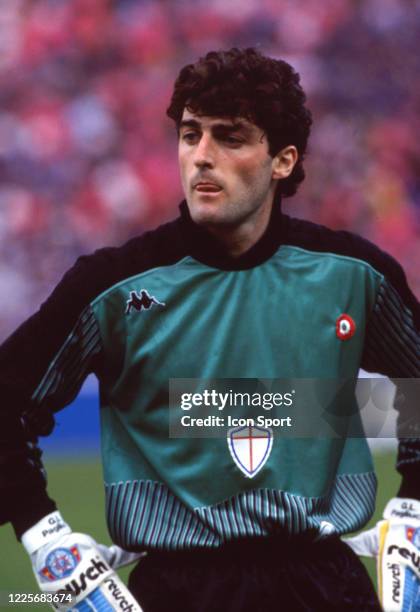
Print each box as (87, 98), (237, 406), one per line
(22, 512), (143, 611)
(345, 498), (420, 612)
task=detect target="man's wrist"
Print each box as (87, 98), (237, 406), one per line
(383, 497), (420, 521)
(21, 511), (71, 555)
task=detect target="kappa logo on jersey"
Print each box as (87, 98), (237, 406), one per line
(125, 289), (165, 315)
(336, 313), (356, 340)
(40, 546), (81, 581)
(227, 425), (273, 478)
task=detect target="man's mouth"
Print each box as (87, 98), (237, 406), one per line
(194, 182), (222, 193)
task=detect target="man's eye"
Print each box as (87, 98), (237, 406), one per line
(182, 132), (199, 143)
(222, 136), (243, 145)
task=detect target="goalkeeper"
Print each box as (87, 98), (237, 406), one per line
(1, 47), (419, 611)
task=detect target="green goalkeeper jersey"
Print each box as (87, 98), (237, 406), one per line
(1, 202), (419, 546)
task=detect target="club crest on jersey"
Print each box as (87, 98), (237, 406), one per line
(40, 546), (81, 581)
(336, 313), (356, 340)
(125, 289), (165, 315)
(227, 425), (273, 478)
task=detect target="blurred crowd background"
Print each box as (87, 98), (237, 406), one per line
(0, 0), (419, 341)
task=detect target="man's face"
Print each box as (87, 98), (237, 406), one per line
(178, 109), (278, 230)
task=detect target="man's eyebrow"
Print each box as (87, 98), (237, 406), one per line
(179, 119), (201, 130)
(213, 121), (249, 133)
(178, 119), (251, 132)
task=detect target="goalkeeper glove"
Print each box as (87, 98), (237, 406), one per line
(21, 511), (144, 611)
(345, 498), (420, 612)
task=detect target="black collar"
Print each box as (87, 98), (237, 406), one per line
(178, 200), (287, 271)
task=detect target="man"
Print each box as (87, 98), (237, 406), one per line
(0, 47), (419, 611)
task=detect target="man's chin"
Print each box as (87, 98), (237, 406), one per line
(187, 200), (227, 227)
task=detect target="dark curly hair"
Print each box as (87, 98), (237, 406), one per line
(167, 47), (312, 199)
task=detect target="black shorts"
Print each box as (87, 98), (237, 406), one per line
(128, 533), (381, 612)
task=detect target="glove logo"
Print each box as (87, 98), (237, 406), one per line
(406, 526), (420, 548)
(386, 563), (401, 605)
(55, 556), (110, 599)
(387, 544), (420, 571)
(336, 314), (356, 340)
(40, 546), (81, 581)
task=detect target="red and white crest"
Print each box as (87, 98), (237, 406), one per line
(227, 425), (273, 478)
(336, 314), (356, 340)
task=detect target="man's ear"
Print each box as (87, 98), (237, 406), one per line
(271, 145), (298, 180)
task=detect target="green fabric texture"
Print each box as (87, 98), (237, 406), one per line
(92, 246), (382, 508)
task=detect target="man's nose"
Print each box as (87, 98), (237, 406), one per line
(194, 134), (215, 168)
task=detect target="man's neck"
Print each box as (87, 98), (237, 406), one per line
(205, 204), (273, 258)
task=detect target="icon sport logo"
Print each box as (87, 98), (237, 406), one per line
(227, 425), (273, 478)
(39, 546), (81, 581)
(336, 313), (356, 340)
(125, 289), (165, 315)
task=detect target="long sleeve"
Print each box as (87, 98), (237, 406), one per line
(0, 256), (104, 538)
(361, 262), (420, 498)
(0, 221), (185, 539)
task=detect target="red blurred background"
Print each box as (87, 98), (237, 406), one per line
(1, 0), (419, 340)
